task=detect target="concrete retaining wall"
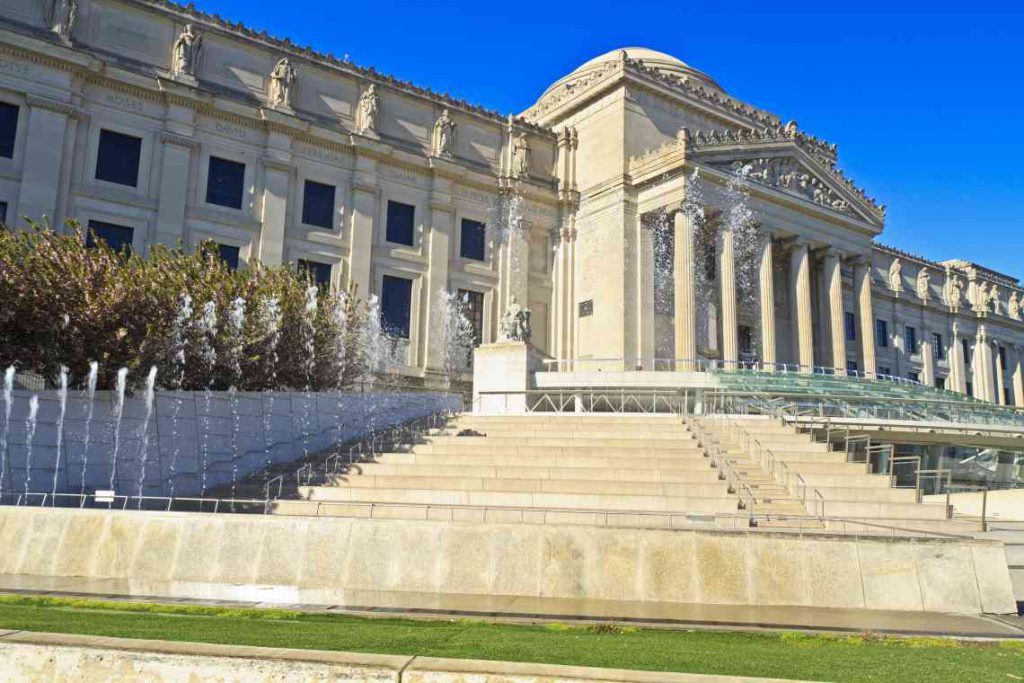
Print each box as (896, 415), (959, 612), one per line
(0, 389), (460, 498)
(0, 507), (1015, 614)
(0, 631), (819, 682)
(927, 488), (1024, 521)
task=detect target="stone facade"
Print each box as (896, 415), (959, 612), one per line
(0, 3), (1021, 403)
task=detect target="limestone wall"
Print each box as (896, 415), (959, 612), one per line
(0, 389), (460, 499)
(0, 507), (1015, 614)
(0, 631), (819, 683)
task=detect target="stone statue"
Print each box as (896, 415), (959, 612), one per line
(512, 133), (531, 178)
(45, 0), (77, 41)
(916, 267), (931, 301)
(947, 274), (964, 309)
(499, 296), (532, 342)
(987, 284), (1001, 314)
(431, 108), (456, 157)
(267, 57), (296, 109)
(888, 258), (903, 293)
(783, 120), (798, 137)
(357, 84), (381, 135)
(974, 281), (989, 312)
(171, 24), (202, 78)
(1009, 292), (1021, 320)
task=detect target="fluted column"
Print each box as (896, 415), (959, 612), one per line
(995, 341), (1007, 405)
(1013, 345), (1024, 407)
(825, 250), (847, 373)
(950, 323), (967, 394)
(790, 243), (814, 372)
(921, 332), (936, 387)
(758, 234), (777, 368)
(854, 259), (877, 377)
(674, 210), (696, 370)
(976, 327), (995, 402)
(720, 228), (738, 366)
(637, 216), (656, 370)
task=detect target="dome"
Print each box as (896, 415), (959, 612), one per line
(539, 47), (724, 101)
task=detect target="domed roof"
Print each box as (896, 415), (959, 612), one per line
(539, 47), (724, 100)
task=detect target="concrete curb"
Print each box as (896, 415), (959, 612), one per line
(0, 630), (824, 682)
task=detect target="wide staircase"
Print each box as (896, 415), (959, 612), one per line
(698, 416), (951, 526)
(270, 413), (957, 532)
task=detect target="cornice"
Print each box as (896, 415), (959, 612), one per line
(24, 93), (81, 117)
(158, 131), (197, 148)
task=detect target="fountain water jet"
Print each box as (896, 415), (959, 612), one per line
(22, 395), (39, 499)
(79, 362), (98, 494)
(108, 367), (129, 493)
(0, 366), (14, 495)
(50, 366), (68, 499)
(136, 366), (158, 505)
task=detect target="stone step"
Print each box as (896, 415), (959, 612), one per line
(777, 461), (871, 475)
(399, 445), (708, 459)
(454, 415), (687, 426)
(817, 499), (950, 520)
(810, 486), (919, 503)
(353, 462), (722, 483)
(438, 430), (695, 441)
(711, 438), (828, 452)
(714, 448), (848, 463)
(403, 444), (700, 454)
(376, 452), (715, 469)
(419, 436), (700, 449)
(330, 474), (729, 497)
(297, 485), (740, 514)
(797, 472), (893, 488)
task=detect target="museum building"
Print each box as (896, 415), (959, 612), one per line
(0, 0), (1023, 404)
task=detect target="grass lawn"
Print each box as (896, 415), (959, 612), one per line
(0, 596), (1020, 682)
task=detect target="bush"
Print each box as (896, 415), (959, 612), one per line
(0, 222), (373, 391)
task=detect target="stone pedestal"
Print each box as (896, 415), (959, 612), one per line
(472, 341), (543, 414)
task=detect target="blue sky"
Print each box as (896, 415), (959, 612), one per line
(200, 0), (1022, 278)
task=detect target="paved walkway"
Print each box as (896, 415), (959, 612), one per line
(0, 574), (1020, 639)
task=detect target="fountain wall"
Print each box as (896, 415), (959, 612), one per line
(0, 389), (460, 499)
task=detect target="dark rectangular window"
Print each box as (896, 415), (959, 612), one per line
(386, 200), (415, 246)
(579, 300), (593, 317)
(297, 259), (332, 289)
(905, 326), (917, 354)
(0, 201), (7, 227)
(875, 319), (888, 348)
(966, 381), (973, 397)
(932, 333), (944, 361)
(206, 156), (246, 209)
(739, 325), (754, 356)
(86, 220), (133, 255)
(458, 289), (485, 346)
(217, 244), (240, 271)
(908, 371), (920, 383)
(460, 218), (486, 261)
(381, 275), (413, 338)
(703, 240), (716, 281)
(935, 376), (945, 390)
(301, 180), (335, 229)
(0, 102), (18, 158)
(962, 338), (971, 365)
(844, 312), (856, 341)
(999, 345), (1007, 369)
(1005, 388), (1013, 405)
(878, 366), (892, 377)
(95, 129), (142, 187)
(847, 360), (859, 375)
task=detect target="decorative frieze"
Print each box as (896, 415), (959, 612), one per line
(707, 156), (858, 218)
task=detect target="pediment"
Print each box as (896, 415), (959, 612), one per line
(689, 130), (884, 226)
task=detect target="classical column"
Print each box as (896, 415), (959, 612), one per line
(256, 159), (290, 265)
(637, 215), (656, 370)
(995, 342), (1007, 405)
(674, 210), (697, 370)
(1013, 345), (1024, 407)
(975, 327), (996, 402)
(348, 185), (376, 297)
(16, 95), (74, 225)
(758, 233), (777, 368)
(921, 331), (936, 387)
(854, 259), (877, 377)
(422, 171), (453, 375)
(825, 250), (847, 373)
(790, 242), (814, 372)
(719, 227), (738, 366)
(950, 323), (967, 394)
(154, 132), (195, 250)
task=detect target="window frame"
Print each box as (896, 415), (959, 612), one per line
(297, 258), (334, 290)
(875, 319), (889, 348)
(385, 200), (416, 247)
(459, 218), (487, 262)
(85, 219), (135, 255)
(204, 154), (248, 211)
(94, 128), (143, 188)
(300, 178), (337, 230)
(0, 101), (19, 160)
(381, 274), (414, 339)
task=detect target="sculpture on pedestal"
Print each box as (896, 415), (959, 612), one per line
(1009, 292), (1021, 320)
(171, 25), (202, 78)
(432, 108), (456, 157)
(45, 0), (77, 42)
(987, 284), (1001, 315)
(512, 133), (531, 178)
(946, 274), (964, 310)
(888, 258), (903, 293)
(357, 84), (381, 135)
(267, 57), (296, 109)
(499, 296), (532, 343)
(975, 282), (990, 313)
(916, 267), (931, 301)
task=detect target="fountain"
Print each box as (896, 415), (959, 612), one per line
(1, 366), (14, 495)
(50, 366), (68, 498)
(108, 367), (129, 493)
(22, 395), (38, 498)
(439, 288), (476, 378)
(226, 297), (246, 498)
(79, 361), (98, 495)
(261, 296), (282, 469)
(197, 300), (217, 495)
(136, 366), (158, 504)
